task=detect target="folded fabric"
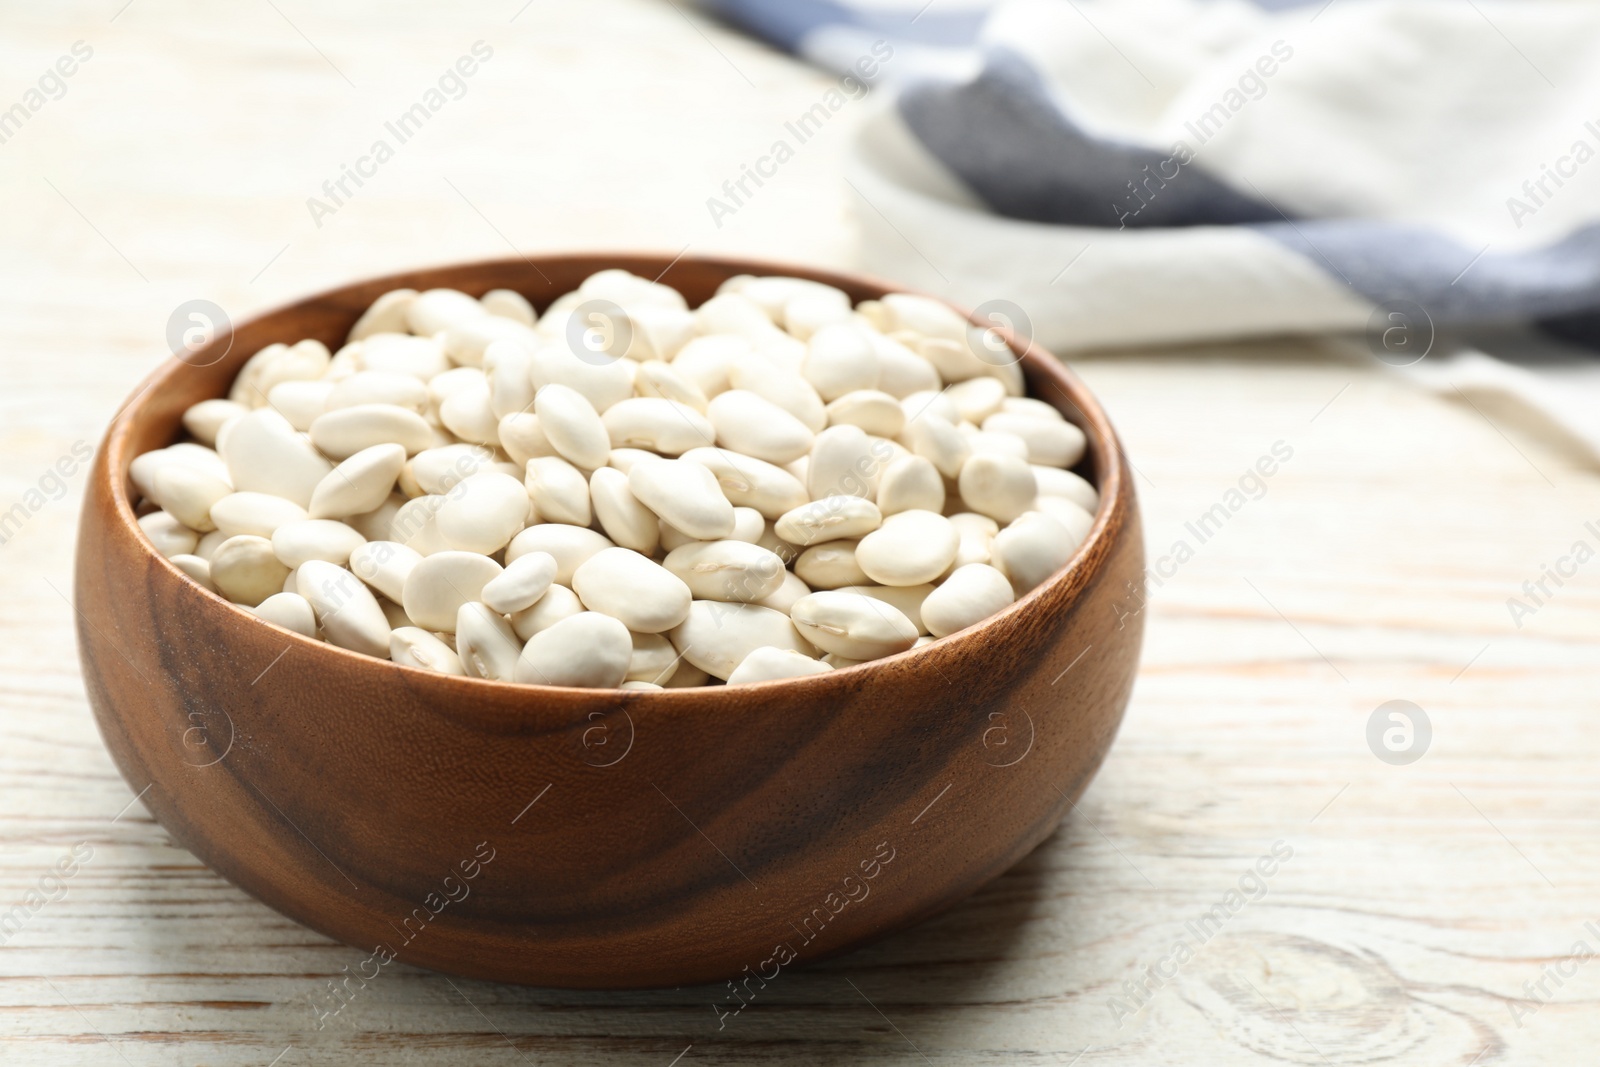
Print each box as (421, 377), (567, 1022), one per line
(709, 0), (1600, 356)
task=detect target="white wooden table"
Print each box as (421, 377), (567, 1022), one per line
(3, 2), (1597, 1063)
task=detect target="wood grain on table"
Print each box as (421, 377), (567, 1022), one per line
(2, 1), (1597, 1063)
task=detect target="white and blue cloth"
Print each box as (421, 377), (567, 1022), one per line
(705, 0), (1600, 361)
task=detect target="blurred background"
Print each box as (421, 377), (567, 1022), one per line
(3, 1), (1598, 1064)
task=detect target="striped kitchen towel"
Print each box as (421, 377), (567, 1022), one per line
(705, 0), (1600, 361)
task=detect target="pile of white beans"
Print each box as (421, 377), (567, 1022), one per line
(130, 270), (1098, 689)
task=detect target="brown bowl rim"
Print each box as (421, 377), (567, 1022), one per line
(98, 251), (1129, 703)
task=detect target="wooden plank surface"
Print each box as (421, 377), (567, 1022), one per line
(3, 1), (1598, 1063)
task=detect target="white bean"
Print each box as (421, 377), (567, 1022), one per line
(572, 547), (692, 633)
(627, 630), (680, 685)
(344, 494), (405, 543)
(428, 366), (488, 409)
(948, 376), (1007, 424)
(663, 540), (787, 603)
(148, 463), (231, 533)
(266, 380), (333, 432)
(870, 333), (941, 398)
(498, 413), (558, 466)
(182, 399), (248, 446)
(523, 457), (589, 527)
(922, 564), (1015, 637)
(855, 509), (958, 586)
(310, 404), (434, 459)
(635, 360), (709, 412)
(324, 371), (430, 413)
(949, 512), (999, 568)
(624, 305), (697, 362)
(825, 390), (904, 437)
(455, 602), (523, 681)
(505, 523), (613, 584)
(991, 511), (1079, 593)
(728, 646), (831, 685)
(668, 601), (813, 681)
(132, 444), (228, 499)
(210, 535), (290, 605)
(900, 389), (959, 426)
(658, 520), (696, 553)
(438, 381), (502, 446)
(783, 292), (853, 340)
(775, 496), (882, 546)
(627, 458), (735, 540)
(408, 444), (497, 496)
(220, 409), (332, 508)
(958, 453), (1037, 523)
(875, 455), (945, 516)
(482, 288), (536, 325)
(917, 336), (990, 384)
(808, 424), (887, 500)
(271, 519), (366, 568)
(1034, 496), (1095, 542)
(308, 443), (407, 520)
(801, 323), (879, 401)
(295, 560), (391, 657)
(210, 492), (309, 539)
(229, 343), (286, 407)
(790, 591), (918, 660)
(839, 583), (934, 635)
(588, 466), (660, 554)
(348, 540), (423, 603)
(529, 345), (635, 413)
(794, 540), (868, 589)
(435, 471), (530, 554)
(389, 626), (464, 675)
(401, 550), (503, 632)
(706, 390), (814, 464)
(515, 611), (632, 688)
(535, 383), (611, 469)
(904, 413), (970, 479)
(378, 598), (412, 630)
(481, 550), (557, 614)
(756, 570), (812, 614)
(962, 427), (1031, 462)
(1001, 396), (1065, 421)
(349, 289), (416, 340)
(983, 412), (1086, 467)
(602, 397), (715, 455)
(361, 333), (452, 380)
(672, 334), (748, 396)
(442, 315), (540, 368)
(1032, 466), (1099, 513)
(168, 553), (215, 592)
(406, 288), (485, 335)
(580, 268), (688, 311)
(726, 355), (825, 428)
(881, 293), (969, 342)
(678, 447), (807, 520)
(255, 340), (331, 398)
(389, 495), (449, 555)
(251, 591), (318, 637)
(730, 507), (766, 544)
(510, 582), (584, 640)
(485, 340), (537, 418)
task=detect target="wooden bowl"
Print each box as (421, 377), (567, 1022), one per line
(75, 253), (1145, 989)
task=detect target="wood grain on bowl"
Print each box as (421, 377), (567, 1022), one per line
(74, 254), (1145, 988)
